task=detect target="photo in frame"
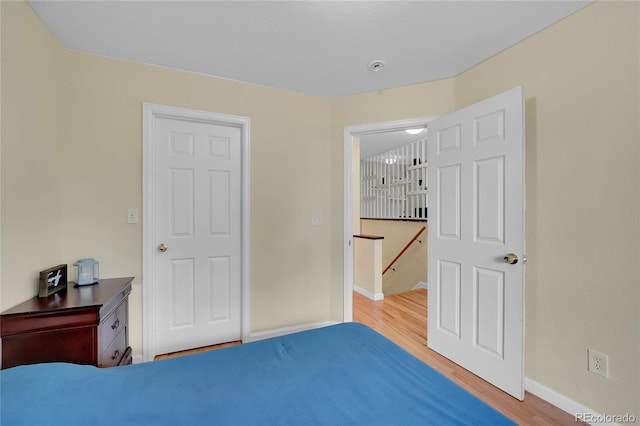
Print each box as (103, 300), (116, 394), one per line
(38, 264), (68, 297)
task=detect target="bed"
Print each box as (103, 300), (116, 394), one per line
(1, 322), (514, 425)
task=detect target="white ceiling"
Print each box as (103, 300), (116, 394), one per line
(359, 129), (427, 159)
(29, 0), (591, 99)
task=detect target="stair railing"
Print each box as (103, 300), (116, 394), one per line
(383, 226), (426, 275)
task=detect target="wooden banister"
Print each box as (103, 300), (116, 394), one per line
(383, 226), (426, 275)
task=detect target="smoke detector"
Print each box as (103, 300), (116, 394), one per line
(367, 60), (385, 72)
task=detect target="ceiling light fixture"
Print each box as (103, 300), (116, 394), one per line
(367, 60), (385, 72)
(405, 128), (424, 135)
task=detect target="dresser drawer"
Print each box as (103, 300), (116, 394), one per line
(1, 277), (133, 370)
(100, 327), (128, 367)
(98, 299), (127, 353)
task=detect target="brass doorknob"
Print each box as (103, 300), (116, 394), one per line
(157, 243), (168, 252)
(504, 253), (518, 264)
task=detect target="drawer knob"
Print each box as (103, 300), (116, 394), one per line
(111, 350), (120, 361)
(111, 319), (120, 330)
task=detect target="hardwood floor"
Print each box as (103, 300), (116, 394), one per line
(353, 289), (584, 426)
(155, 289), (583, 425)
(154, 340), (241, 361)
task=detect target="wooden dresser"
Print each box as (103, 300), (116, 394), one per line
(0, 277), (133, 369)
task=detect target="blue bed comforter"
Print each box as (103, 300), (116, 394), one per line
(1, 323), (514, 425)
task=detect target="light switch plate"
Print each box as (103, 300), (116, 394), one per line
(127, 208), (139, 224)
(311, 212), (323, 226)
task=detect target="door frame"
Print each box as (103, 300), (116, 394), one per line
(142, 103), (251, 362)
(343, 117), (435, 321)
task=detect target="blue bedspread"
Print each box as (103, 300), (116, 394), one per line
(1, 323), (514, 425)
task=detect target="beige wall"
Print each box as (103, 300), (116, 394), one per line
(2, 0), (638, 418)
(454, 1), (639, 416)
(360, 219), (427, 295)
(60, 52), (334, 349)
(1, 1), (68, 307)
(2, 2), (333, 352)
(353, 236), (382, 298)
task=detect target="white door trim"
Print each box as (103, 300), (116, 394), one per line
(343, 117), (436, 321)
(142, 103), (250, 362)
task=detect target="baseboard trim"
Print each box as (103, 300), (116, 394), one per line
(353, 285), (384, 301)
(132, 353), (144, 364)
(412, 281), (428, 290)
(245, 321), (339, 343)
(525, 377), (622, 425)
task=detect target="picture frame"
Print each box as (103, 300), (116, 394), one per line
(38, 264), (68, 298)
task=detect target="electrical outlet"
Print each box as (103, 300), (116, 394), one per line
(588, 349), (609, 378)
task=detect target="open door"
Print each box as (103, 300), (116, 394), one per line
(427, 87), (525, 399)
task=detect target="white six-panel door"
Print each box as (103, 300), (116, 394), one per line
(427, 87), (525, 399)
(152, 115), (242, 356)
